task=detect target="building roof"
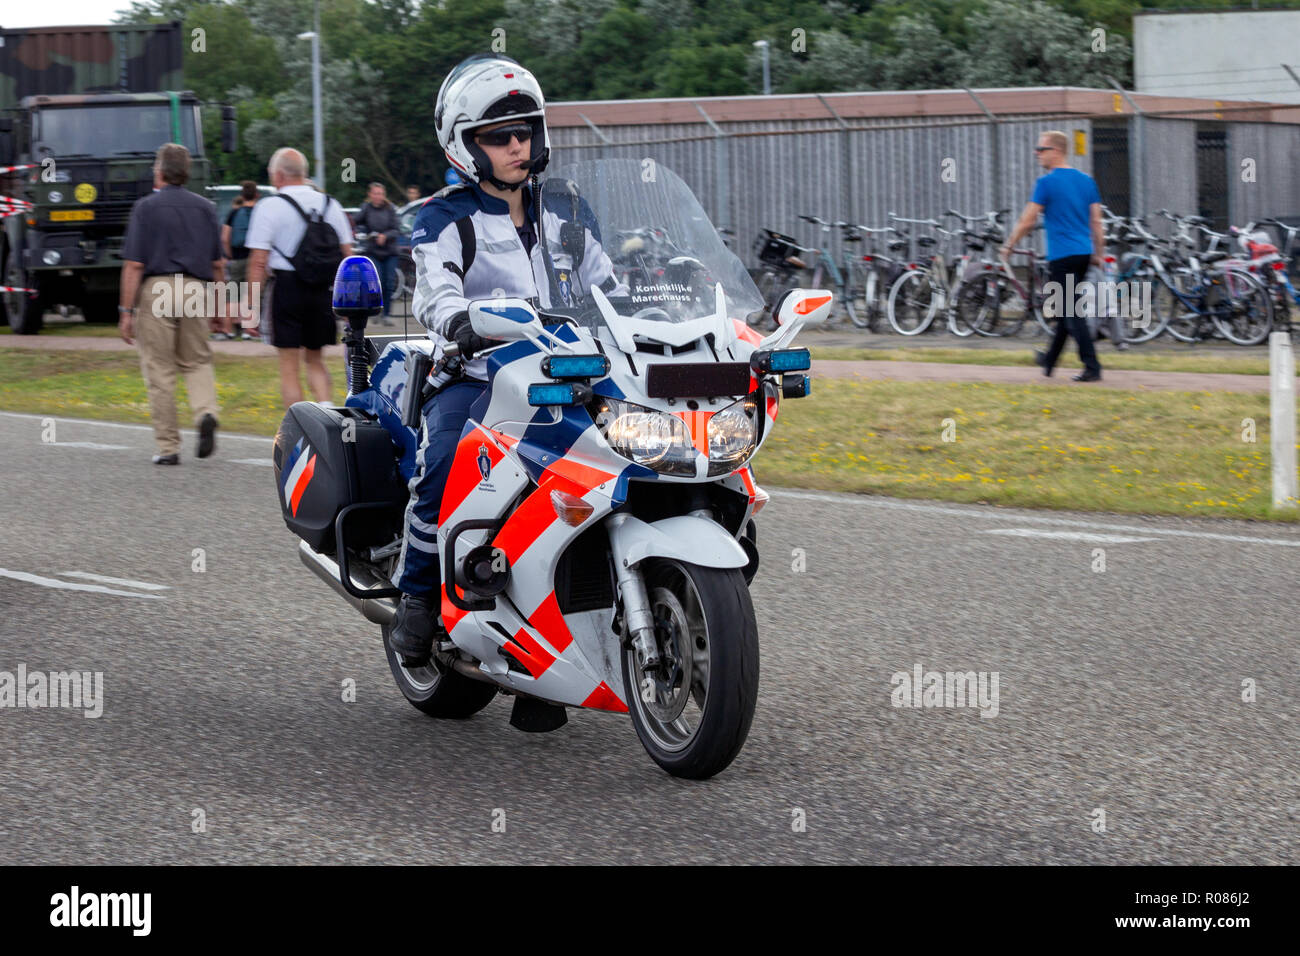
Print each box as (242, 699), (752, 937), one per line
(548, 86), (1300, 128)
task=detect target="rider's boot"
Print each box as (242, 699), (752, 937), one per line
(388, 593), (438, 667)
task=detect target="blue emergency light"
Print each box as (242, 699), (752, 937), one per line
(541, 354), (611, 379)
(332, 256), (384, 318)
(750, 347), (811, 374)
(528, 382), (594, 406)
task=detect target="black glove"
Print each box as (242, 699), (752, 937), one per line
(447, 310), (498, 360)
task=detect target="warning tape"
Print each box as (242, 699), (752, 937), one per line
(0, 286), (39, 295)
(0, 164), (37, 175)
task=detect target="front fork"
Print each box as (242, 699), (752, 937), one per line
(605, 513), (661, 672)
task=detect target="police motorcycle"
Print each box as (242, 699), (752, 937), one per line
(273, 158), (831, 779)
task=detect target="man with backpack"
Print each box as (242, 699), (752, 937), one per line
(244, 147), (353, 407)
(220, 181), (260, 340)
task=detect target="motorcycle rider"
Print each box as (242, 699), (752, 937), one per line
(387, 53), (622, 666)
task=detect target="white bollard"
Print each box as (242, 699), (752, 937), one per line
(1269, 331), (1298, 508)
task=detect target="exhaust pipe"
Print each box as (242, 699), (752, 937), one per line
(298, 540), (397, 627)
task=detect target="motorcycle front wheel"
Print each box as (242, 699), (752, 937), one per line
(622, 558), (759, 779)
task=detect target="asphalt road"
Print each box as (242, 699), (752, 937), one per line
(1, 410), (1295, 864)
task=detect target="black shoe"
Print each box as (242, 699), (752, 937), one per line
(388, 593), (437, 667)
(152, 453), (180, 465)
(197, 414), (218, 459)
(1034, 350), (1052, 377)
(1072, 370), (1102, 382)
(1115, 341), (1129, 352)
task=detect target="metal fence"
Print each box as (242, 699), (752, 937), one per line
(548, 105), (1300, 269)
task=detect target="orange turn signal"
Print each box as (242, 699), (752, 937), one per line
(550, 490), (594, 526)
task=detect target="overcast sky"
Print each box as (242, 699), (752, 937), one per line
(2, 1), (135, 29)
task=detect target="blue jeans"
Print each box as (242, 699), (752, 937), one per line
(393, 379), (488, 596)
(373, 254), (399, 316)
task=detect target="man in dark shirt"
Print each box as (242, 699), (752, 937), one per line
(118, 143), (224, 464)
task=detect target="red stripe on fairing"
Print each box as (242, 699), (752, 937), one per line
(441, 582), (471, 635)
(489, 427), (519, 450)
(673, 409), (714, 456)
(439, 427), (506, 525)
(492, 458), (615, 565)
(765, 394), (779, 422)
(505, 627), (555, 677)
(527, 590), (573, 653)
(582, 681), (628, 712)
(289, 454), (317, 517)
(732, 318), (764, 345)
(740, 466), (756, 497)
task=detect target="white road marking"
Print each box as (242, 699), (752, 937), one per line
(231, 458), (274, 467)
(0, 568), (165, 600)
(984, 529), (1158, 544)
(57, 571), (170, 591)
(775, 490), (1300, 548)
(44, 441), (129, 450)
(0, 411), (273, 442)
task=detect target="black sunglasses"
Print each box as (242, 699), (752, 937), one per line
(1034, 145), (1056, 153)
(475, 123), (534, 147)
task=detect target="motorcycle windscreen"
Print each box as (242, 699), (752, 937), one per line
(540, 158), (765, 328)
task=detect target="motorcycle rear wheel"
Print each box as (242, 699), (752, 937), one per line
(383, 624), (498, 718)
(622, 559), (758, 779)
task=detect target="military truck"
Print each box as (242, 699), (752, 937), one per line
(0, 21), (236, 333)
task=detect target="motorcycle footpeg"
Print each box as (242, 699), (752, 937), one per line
(399, 650), (432, 669)
(509, 696), (568, 733)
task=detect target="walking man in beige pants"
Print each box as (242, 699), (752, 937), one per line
(118, 143), (223, 464)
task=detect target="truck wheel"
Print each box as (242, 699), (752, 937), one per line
(3, 248), (43, 334)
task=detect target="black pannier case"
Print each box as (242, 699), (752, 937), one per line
(273, 404), (407, 554)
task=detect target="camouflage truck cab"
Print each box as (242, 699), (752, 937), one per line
(0, 22), (232, 334)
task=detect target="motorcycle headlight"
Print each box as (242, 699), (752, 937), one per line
(591, 397), (695, 476)
(707, 395), (759, 475)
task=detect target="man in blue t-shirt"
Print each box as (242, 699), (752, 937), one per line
(1001, 130), (1106, 381)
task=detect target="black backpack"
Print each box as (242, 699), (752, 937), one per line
(272, 192), (344, 287)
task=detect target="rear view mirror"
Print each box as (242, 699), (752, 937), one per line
(469, 297), (544, 342)
(774, 288), (833, 329)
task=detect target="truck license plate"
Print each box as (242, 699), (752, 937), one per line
(50, 210), (94, 222)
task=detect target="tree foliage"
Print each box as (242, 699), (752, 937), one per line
(111, 0), (1294, 202)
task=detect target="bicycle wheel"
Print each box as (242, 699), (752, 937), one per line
(946, 269), (980, 337)
(957, 274), (1000, 336)
(1159, 269), (1202, 343)
(887, 270), (938, 335)
(1210, 271), (1273, 346)
(1117, 265), (1167, 344)
(751, 269), (783, 328)
(846, 264), (873, 329)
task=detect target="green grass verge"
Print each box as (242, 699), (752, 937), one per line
(0, 322), (122, 337)
(0, 348), (347, 436)
(2, 348), (1295, 521)
(759, 378), (1298, 521)
(808, 345), (1270, 376)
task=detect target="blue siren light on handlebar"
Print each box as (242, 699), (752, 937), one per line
(332, 255), (384, 318)
(541, 354), (611, 379)
(750, 347), (811, 374)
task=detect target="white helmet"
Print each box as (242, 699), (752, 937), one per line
(435, 54), (550, 191)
